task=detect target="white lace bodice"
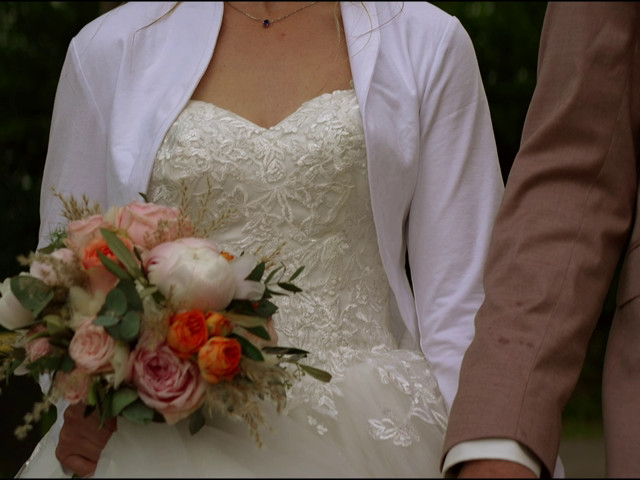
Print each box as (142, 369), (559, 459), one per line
(147, 89), (446, 443)
(148, 90), (397, 357)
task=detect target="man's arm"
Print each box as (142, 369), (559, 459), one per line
(442, 2), (640, 476)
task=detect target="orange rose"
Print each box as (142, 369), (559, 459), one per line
(205, 312), (233, 337)
(167, 310), (209, 359)
(197, 337), (242, 384)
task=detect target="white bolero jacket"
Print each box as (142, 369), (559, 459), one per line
(38, 1), (504, 411)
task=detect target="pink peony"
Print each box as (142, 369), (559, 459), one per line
(143, 238), (237, 311)
(108, 202), (191, 249)
(130, 343), (206, 424)
(68, 319), (117, 373)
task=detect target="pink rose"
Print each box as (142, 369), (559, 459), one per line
(131, 343), (206, 424)
(29, 248), (78, 287)
(65, 214), (109, 253)
(108, 202), (192, 249)
(68, 319), (117, 373)
(54, 369), (92, 404)
(25, 325), (52, 362)
(143, 238), (237, 311)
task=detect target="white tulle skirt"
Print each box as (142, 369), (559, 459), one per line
(17, 354), (448, 478)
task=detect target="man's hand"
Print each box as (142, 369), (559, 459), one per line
(55, 403), (117, 478)
(457, 459), (538, 478)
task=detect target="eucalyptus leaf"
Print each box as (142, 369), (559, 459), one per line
(10, 275), (53, 317)
(104, 324), (124, 342)
(110, 388), (139, 416)
(94, 315), (120, 328)
(299, 363), (332, 383)
(231, 334), (264, 362)
(122, 400), (155, 425)
(120, 311), (141, 341)
(189, 407), (205, 435)
(104, 288), (127, 316)
(117, 279), (143, 311)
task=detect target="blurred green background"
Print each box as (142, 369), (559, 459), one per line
(0, 1), (607, 476)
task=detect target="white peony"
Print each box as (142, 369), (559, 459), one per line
(144, 238), (237, 311)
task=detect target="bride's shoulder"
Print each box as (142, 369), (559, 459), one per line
(70, 2), (208, 60)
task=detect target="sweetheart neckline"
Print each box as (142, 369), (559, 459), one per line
(188, 87), (356, 131)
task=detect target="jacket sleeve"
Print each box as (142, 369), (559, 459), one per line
(38, 37), (109, 249)
(407, 16), (504, 411)
(443, 3), (640, 475)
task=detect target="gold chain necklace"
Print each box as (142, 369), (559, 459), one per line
(226, 2), (319, 28)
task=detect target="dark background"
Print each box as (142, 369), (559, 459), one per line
(0, 2), (608, 476)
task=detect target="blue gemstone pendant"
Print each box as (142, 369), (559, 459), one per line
(263, 19), (271, 27)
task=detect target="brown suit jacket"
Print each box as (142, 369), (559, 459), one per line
(443, 2), (640, 477)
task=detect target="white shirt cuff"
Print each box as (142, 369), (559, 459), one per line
(442, 438), (542, 477)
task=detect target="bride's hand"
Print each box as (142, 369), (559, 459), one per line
(55, 403), (117, 478)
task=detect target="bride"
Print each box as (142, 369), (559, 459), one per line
(17, 2), (503, 477)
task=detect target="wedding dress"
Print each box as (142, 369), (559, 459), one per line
(18, 88), (449, 478)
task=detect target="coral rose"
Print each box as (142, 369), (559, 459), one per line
(80, 235), (134, 294)
(131, 344), (206, 424)
(166, 309), (209, 359)
(197, 337), (242, 384)
(143, 238), (237, 311)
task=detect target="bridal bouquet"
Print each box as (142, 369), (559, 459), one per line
(0, 193), (330, 445)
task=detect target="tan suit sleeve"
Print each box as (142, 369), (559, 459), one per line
(443, 2), (640, 476)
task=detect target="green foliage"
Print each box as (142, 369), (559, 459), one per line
(95, 279), (143, 342)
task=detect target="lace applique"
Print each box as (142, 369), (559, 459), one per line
(147, 89), (448, 446)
